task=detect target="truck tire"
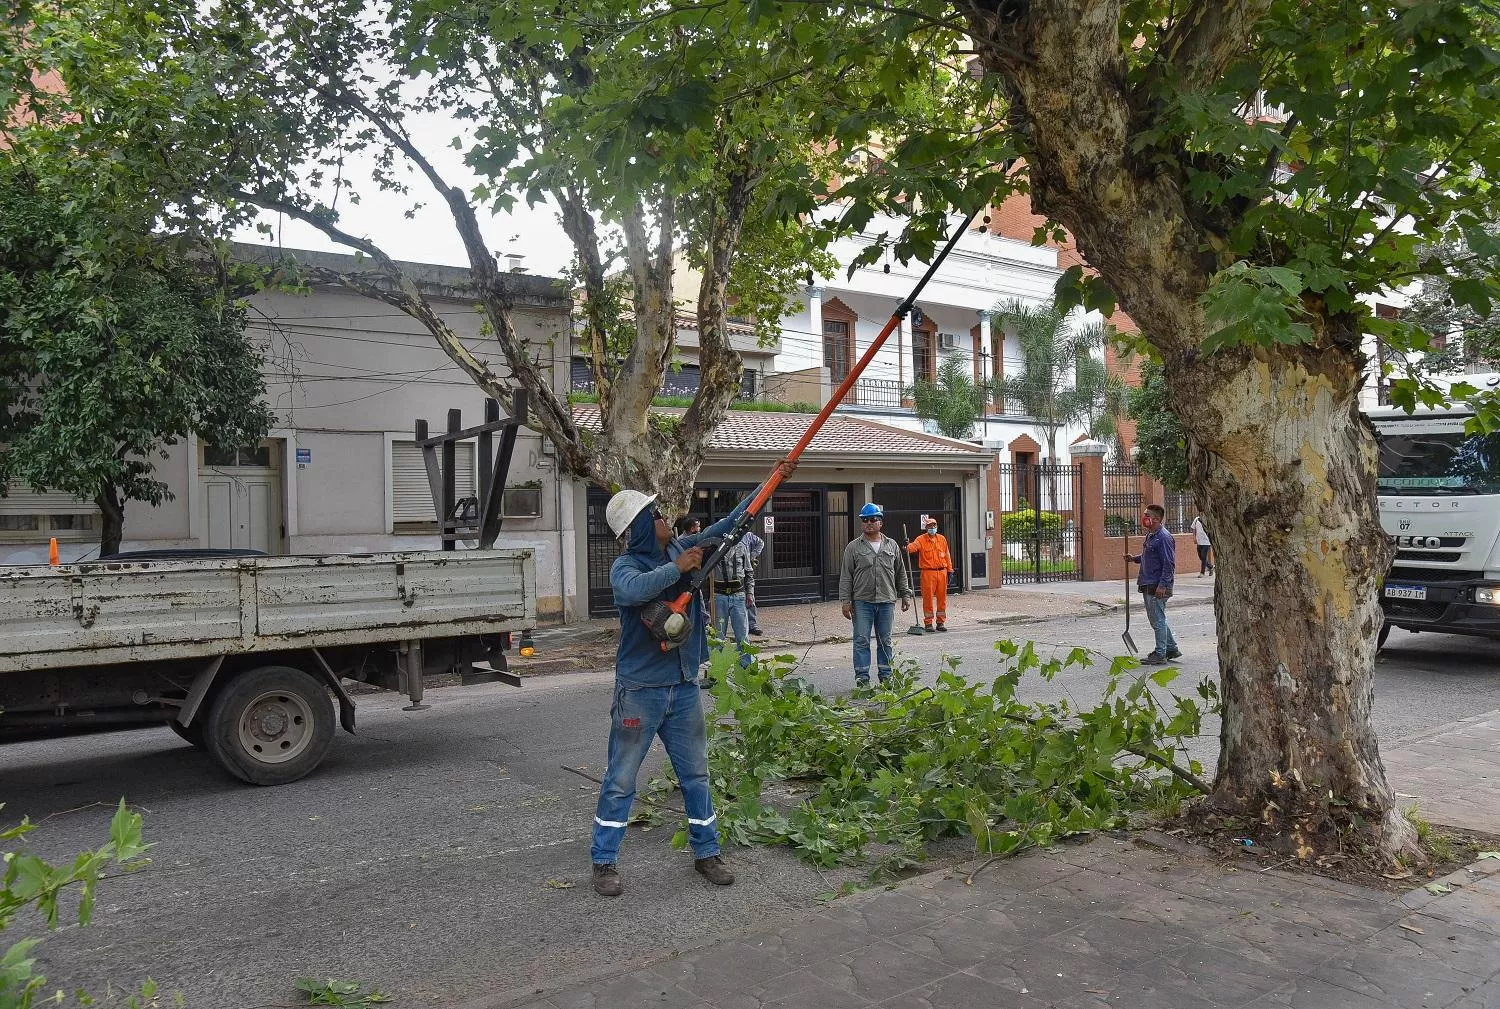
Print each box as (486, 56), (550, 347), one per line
(204, 665), (335, 785)
(1377, 622), (1392, 651)
(169, 718), (208, 750)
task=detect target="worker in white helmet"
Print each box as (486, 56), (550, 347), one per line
(589, 469), (790, 897)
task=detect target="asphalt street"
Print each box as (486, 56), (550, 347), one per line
(3, 605), (1497, 1008)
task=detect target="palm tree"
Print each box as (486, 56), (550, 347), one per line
(991, 299), (1112, 463)
(909, 353), (988, 439)
(1088, 368), (1132, 460)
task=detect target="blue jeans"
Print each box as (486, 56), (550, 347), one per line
(592, 681), (719, 864)
(715, 593), (752, 667)
(1141, 592), (1179, 656)
(851, 600), (895, 685)
(747, 595), (761, 632)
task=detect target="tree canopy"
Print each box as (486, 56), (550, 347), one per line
(0, 157), (273, 555)
(6, 0), (1500, 863)
(1127, 360), (1190, 491)
(0, 0), (993, 512)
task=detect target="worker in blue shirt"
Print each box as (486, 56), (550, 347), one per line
(1124, 503), (1181, 665)
(590, 488), (748, 896)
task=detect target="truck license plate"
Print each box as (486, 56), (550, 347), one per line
(1384, 584), (1427, 601)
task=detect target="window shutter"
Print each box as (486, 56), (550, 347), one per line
(391, 441), (476, 526)
(0, 485), (100, 516)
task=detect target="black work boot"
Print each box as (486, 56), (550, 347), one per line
(694, 855), (735, 886)
(592, 863), (623, 897)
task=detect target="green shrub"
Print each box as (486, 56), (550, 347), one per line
(1001, 508), (1063, 561)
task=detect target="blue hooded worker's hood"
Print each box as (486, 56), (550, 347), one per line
(626, 504), (667, 560)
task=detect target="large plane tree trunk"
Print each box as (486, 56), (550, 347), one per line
(963, 0), (1418, 862)
(1175, 340), (1409, 858)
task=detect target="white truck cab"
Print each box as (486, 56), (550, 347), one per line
(1371, 380), (1500, 643)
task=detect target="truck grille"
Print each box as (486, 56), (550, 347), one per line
(1384, 600), (1448, 622)
(1386, 566), (1480, 583)
(1395, 550), (1464, 563)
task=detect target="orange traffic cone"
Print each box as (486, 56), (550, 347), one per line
(48, 537), (59, 566)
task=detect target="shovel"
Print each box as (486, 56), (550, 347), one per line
(1122, 530), (1139, 655)
(901, 524), (926, 635)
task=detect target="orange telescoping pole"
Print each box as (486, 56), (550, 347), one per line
(669, 209), (982, 616)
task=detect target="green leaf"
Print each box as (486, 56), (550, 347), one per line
(1148, 668), (1180, 688)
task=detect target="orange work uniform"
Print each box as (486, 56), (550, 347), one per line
(906, 531), (953, 628)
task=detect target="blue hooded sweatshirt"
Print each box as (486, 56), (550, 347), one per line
(610, 496), (751, 686)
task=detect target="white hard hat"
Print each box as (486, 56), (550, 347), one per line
(606, 489), (657, 539)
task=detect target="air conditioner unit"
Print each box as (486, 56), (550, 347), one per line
(938, 332), (961, 351)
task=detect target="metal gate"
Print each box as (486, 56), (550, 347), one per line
(585, 487), (624, 616)
(871, 483), (963, 594)
(584, 484), (854, 617)
(994, 462), (1084, 583)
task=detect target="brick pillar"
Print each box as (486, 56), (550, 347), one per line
(987, 450), (1004, 584)
(1069, 439), (1107, 581)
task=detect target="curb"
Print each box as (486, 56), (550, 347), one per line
(1070, 595), (1216, 615)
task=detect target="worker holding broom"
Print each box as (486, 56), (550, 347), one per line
(906, 515), (953, 632)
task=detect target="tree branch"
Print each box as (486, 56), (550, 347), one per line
(1141, 0), (1276, 99)
(683, 153), (756, 445)
(1258, 112), (1298, 188)
(306, 91), (595, 477)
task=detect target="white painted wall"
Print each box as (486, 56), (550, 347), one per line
(1, 263), (582, 622)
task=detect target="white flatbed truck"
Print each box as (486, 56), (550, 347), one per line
(0, 549), (536, 784)
(1372, 393), (1500, 646)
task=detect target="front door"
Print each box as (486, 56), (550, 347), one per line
(199, 441), (283, 553)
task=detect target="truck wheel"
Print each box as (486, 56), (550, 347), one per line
(1377, 622), (1392, 651)
(204, 665), (335, 785)
(169, 718), (208, 750)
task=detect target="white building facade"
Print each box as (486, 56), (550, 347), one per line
(765, 211), (1100, 460)
(1, 246), (584, 622)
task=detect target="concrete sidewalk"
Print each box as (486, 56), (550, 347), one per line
(1385, 711), (1500, 837)
(998, 575), (1218, 612)
(526, 579), (1152, 657)
(498, 710), (1500, 1009)
(503, 835), (1499, 1009)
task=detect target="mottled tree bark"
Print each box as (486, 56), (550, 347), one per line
(962, 0), (1417, 860)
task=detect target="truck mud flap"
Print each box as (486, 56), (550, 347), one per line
(178, 655), (226, 728)
(310, 649), (358, 734)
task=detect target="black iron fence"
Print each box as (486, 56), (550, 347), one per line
(1102, 463), (1142, 539)
(993, 462), (1083, 583)
(1162, 490), (1194, 534)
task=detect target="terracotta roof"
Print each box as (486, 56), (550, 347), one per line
(570, 405), (991, 461)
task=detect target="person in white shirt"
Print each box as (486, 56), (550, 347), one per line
(1189, 511), (1214, 576)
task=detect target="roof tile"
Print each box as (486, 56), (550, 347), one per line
(570, 405), (989, 459)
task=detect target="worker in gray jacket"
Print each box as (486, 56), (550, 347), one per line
(839, 502), (912, 687)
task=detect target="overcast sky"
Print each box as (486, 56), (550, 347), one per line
(230, 108), (579, 279)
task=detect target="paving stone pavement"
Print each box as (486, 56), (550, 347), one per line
(496, 835), (1500, 1009)
(1383, 711), (1500, 837)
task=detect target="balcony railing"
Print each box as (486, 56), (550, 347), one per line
(570, 369), (758, 401)
(845, 377), (904, 410)
(836, 379), (1036, 419)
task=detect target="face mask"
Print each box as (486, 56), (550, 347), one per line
(927, 527), (935, 536)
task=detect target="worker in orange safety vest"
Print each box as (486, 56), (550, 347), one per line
(906, 516), (953, 631)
